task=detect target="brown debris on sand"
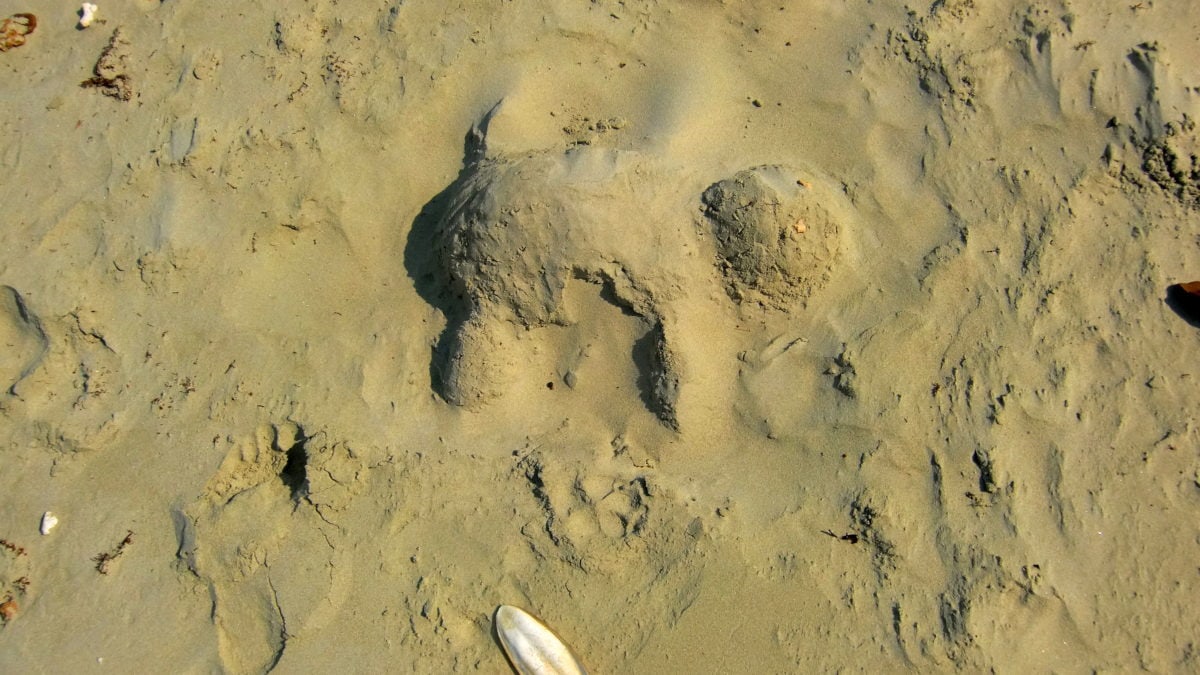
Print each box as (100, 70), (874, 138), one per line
(92, 530), (134, 574)
(0, 13), (35, 52)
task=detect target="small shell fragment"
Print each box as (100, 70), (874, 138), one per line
(494, 605), (587, 675)
(0, 599), (16, 622)
(40, 511), (58, 535)
(78, 3), (98, 29)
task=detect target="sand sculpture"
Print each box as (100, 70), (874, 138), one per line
(425, 105), (844, 429)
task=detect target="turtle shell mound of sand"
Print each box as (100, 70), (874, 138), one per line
(435, 151), (600, 328)
(701, 165), (842, 309)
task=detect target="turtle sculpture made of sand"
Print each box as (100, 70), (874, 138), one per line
(413, 104), (847, 429)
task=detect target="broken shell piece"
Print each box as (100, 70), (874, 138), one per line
(78, 4), (98, 29)
(494, 605), (587, 675)
(0, 599), (16, 622)
(39, 511), (58, 535)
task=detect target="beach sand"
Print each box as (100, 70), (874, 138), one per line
(1, 0), (1198, 671)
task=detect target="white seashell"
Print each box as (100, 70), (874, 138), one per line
(494, 605), (587, 675)
(39, 511), (58, 535)
(78, 3), (98, 29)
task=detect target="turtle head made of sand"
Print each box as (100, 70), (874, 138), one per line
(411, 104), (844, 430)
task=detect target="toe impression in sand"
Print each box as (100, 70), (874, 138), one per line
(494, 604), (587, 675)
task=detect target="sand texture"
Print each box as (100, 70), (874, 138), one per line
(1, 0), (1199, 672)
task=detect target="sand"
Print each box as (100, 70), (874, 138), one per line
(1, 0), (1198, 671)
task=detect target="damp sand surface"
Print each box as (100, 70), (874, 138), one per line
(1, 1), (1200, 672)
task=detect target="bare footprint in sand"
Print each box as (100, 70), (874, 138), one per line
(176, 422), (359, 673)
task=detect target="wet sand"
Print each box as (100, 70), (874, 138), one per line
(1, 1), (1199, 671)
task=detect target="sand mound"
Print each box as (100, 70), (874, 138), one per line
(701, 165), (842, 309)
(427, 109), (698, 428)
(425, 111), (850, 429)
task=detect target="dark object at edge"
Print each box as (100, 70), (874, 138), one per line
(1166, 281), (1200, 327)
